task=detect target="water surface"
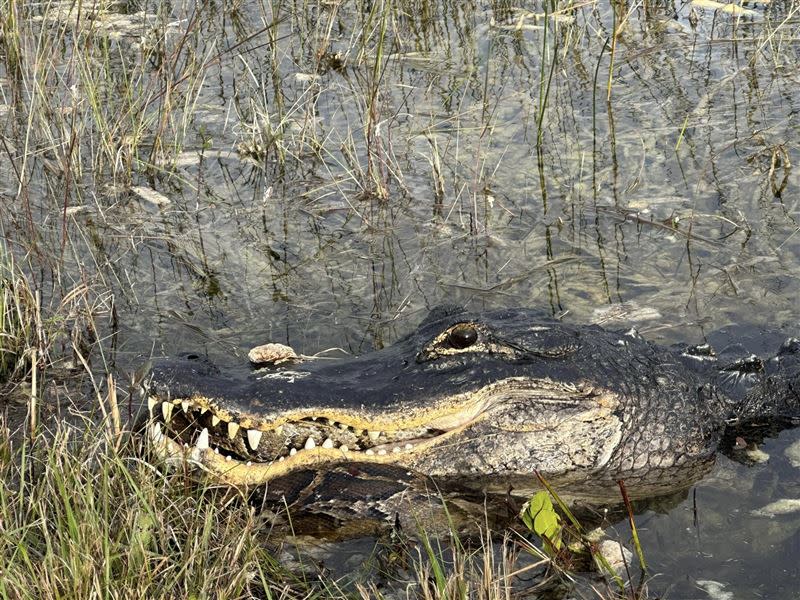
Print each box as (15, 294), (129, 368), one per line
(1, 0), (799, 596)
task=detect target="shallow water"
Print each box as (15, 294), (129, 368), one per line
(1, 0), (799, 596)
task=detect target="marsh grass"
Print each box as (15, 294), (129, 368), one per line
(0, 418), (312, 599)
(0, 232), (112, 442)
(407, 528), (531, 600)
(0, 243), (38, 386)
(0, 0), (267, 199)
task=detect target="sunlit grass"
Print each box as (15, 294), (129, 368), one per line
(0, 241), (38, 386)
(0, 420), (294, 599)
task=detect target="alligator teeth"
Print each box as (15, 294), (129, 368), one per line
(337, 422), (349, 430)
(368, 430), (381, 441)
(150, 422), (163, 442)
(289, 448), (297, 456)
(275, 425), (284, 435)
(227, 422), (240, 439)
(278, 456), (285, 461)
(199, 407), (209, 415)
(180, 400), (190, 413)
(340, 445), (349, 452)
(196, 428), (209, 450)
(247, 429), (263, 451)
(393, 446), (402, 453)
(404, 443), (413, 450)
(378, 449), (387, 455)
(322, 437), (334, 449)
(304, 437), (316, 450)
(211, 415), (221, 427)
(225, 455), (232, 461)
(161, 402), (174, 422)
(365, 449), (375, 456)
(147, 397), (158, 415)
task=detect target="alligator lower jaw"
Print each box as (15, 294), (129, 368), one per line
(147, 419), (470, 485)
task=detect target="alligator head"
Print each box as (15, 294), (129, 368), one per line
(146, 307), (794, 503)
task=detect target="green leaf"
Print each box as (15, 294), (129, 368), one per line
(520, 491), (563, 552)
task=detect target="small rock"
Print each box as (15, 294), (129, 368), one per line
(695, 580), (734, 600)
(751, 498), (800, 518)
(744, 446), (770, 463)
(595, 540), (633, 581)
(248, 343), (299, 367)
(785, 438), (800, 468)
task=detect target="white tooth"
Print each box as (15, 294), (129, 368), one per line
(378, 449), (387, 455)
(246, 461), (252, 466)
(211, 415), (221, 427)
(200, 407), (209, 415)
(225, 455), (232, 461)
(247, 429), (263, 451)
(150, 422), (163, 442)
(340, 445), (349, 452)
(322, 437), (334, 449)
(365, 449), (375, 455)
(275, 425), (284, 435)
(311, 416), (318, 421)
(147, 397), (158, 414)
(228, 422), (240, 439)
(278, 456), (285, 461)
(338, 422), (349, 430)
(368, 430), (381, 441)
(393, 446), (402, 453)
(404, 443), (413, 450)
(196, 428), (209, 450)
(214, 447), (220, 454)
(181, 400), (190, 413)
(304, 437), (316, 450)
(161, 402), (173, 422)
(289, 448), (297, 456)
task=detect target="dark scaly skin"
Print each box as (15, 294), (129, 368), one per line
(145, 307), (800, 512)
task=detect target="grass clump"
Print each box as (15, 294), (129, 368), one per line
(0, 419), (305, 599)
(0, 245), (39, 386)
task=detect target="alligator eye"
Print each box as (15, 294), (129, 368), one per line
(447, 324), (478, 349)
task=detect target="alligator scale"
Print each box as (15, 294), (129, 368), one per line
(146, 307), (800, 512)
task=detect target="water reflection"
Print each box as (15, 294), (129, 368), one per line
(1, 0), (799, 595)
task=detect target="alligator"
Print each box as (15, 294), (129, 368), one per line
(144, 306), (800, 528)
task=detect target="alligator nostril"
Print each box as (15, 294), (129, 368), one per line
(185, 354), (200, 361)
